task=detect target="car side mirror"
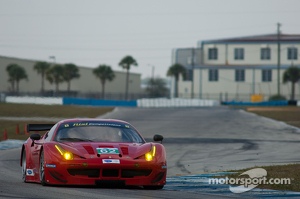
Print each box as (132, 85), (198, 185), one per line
(30, 134), (41, 147)
(30, 133), (41, 141)
(153, 134), (163, 143)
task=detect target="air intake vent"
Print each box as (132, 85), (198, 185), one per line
(83, 145), (95, 154)
(120, 147), (129, 155)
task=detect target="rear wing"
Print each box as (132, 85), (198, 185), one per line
(27, 124), (54, 132)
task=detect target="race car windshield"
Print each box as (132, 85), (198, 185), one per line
(55, 122), (144, 143)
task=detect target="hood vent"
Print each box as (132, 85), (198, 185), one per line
(120, 146), (129, 155)
(83, 145), (95, 155)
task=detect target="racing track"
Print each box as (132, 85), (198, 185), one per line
(1, 106), (300, 198)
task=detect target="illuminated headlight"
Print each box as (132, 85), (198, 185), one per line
(145, 145), (156, 161)
(55, 145), (74, 160)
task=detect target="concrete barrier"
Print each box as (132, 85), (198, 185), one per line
(221, 100), (288, 106)
(63, 97), (137, 107)
(5, 96), (63, 105)
(137, 98), (220, 107)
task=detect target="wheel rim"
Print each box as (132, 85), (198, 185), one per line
(22, 151), (26, 181)
(40, 152), (44, 182)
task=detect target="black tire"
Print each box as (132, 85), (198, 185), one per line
(143, 185), (164, 190)
(21, 149), (27, 183)
(39, 150), (47, 186)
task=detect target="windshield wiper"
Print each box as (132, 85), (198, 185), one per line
(59, 138), (93, 142)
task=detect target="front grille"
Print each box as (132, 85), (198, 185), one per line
(67, 168), (152, 179)
(121, 169), (152, 178)
(95, 180), (125, 187)
(68, 169), (100, 177)
(102, 169), (119, 177)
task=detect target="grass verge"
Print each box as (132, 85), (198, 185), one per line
(224, 164), (300, 192)
(0, 103), (113, 140)
(227, 106), (300, 192)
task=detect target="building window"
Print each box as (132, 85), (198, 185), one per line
(288, 47), (298, 60)
(234, 48), (244, 60)
(261, 48), (271, 60)
(209, 69), (218, 81)
(235, 69), (245, 82)
(262, 69), (272, 82)
(208, 48), (218, 60)
(186, 69), (193, 81)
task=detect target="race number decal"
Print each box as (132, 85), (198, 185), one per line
(96, 148), (119, 154)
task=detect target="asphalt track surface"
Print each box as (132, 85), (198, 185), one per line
(1, 106), (300, 198)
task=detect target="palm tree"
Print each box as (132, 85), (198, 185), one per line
(6, 63), (28, 94)
(283, 66), (300, 100)
(63, 63), (80, 93)
(119, 55), (138, 100)
(145, 77), (169, 98)
(93, 64), (115, 99)
(167, 63), (186, 98)
(33, 61), (50, 94)
(46, 64), (64, 93)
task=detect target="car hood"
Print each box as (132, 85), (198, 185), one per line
(59, 142), (152, 159)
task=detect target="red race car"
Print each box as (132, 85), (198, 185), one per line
(20, 118), (167, 189)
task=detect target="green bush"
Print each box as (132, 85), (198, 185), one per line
(269, 94), (286, 101)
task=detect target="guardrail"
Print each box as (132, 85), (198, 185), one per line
(3, 96), (300, 107)
(5, 96), (63, 105)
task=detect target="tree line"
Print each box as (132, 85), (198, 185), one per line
(5, 58), (300, 100)
(5, 55), (140, 99)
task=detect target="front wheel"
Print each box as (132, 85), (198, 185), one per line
(143, 185), (164, 190)
(39, 150), (47, 186)
(21, 150), (27, 183)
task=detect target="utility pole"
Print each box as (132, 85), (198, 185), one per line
(191, 48), (195, 99)
(277, 23), (281, 96)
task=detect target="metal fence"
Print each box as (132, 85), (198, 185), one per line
(1, 91), (150, 101)
(177, 92), (299, 102)
(2, 91), (299, 102)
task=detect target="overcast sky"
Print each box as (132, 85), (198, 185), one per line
(1, 0), (300, 79)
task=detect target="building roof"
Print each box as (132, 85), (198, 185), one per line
(201, 34), (300, 44)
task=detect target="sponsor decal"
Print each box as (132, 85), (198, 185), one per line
(60, 122), (129, 130)
(97, 148), (120, 154)
(26, 169), (34, 176)
(208, 168), (292, 193)
(88, 123), (122, 127)
(46, 164), (56, 168)
(73, 123), (88, 127)
(102, 159), (120, 164)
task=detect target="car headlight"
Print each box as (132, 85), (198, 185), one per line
(55, 144), (74, 160)
(145, 145), (156, 161)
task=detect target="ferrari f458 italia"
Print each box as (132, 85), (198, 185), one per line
(20, 118), (167, 189)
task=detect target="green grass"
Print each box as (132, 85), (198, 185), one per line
(0, 103), (113, 141)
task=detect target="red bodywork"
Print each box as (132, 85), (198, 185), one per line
(20, 118), (167, 188)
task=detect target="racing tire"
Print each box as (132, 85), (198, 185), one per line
(39, 150), (47, 186)
(143, 185), (164, 190)
(21, 149), (27, 183)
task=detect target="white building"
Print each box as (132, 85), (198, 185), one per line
(172, 34), (300, 101)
